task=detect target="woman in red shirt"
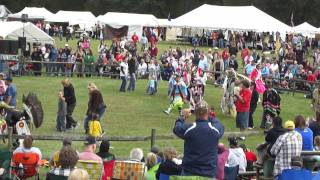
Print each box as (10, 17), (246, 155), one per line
(235, 80), (252, 131)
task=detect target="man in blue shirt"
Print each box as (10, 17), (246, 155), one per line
(173, 101), (224, 178)
(4, 76), (17, 107)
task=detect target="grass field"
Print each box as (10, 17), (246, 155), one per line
(0, 38), (315, 177)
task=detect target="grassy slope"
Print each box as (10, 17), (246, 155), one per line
(0, 38), (314, 177)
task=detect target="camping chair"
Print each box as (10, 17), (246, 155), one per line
(76, 160), (103, 180)
(9, 152), (40, 180)
(102, 160), (115, 180)
(112, 160), (146, 180)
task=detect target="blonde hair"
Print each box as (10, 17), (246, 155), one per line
(163, 147), (177, 161)
(88, 82), (98, 91)
(68, 169), (89, 180)
(146, 152), (157, 168)
(61, 78), (70, 86)
(315, 136), (320, 147)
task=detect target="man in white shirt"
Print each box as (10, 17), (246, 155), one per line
(119, 59), (128, 92)
(270, 61), (279, 74)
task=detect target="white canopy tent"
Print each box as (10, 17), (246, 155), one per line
(0, 5), (11, 20)
(8, 7), (53, 20)
(294, 22), (319, 34)
(0, 21), (54, 44)
(174, 4), (291, 34)
(46, 10), (96, 30)
(99, 12), (159, 37)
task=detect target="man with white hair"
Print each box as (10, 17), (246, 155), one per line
(173, 100), (224, 178)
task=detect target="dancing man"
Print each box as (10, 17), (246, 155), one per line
(163, 74), (188, 115)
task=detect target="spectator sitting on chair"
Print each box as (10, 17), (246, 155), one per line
(78, 136), (102, 164)
(226, 136), (247, 173)
(50, 137), (73, 168)
(96, 138), (115, 161)
(239, 144), (257, 171)
(156, 147), (181, 180)
(146, 152), (160, 180)
(151, 145), (163, 163)
(173, 100), (224, 178)
(13, 135), (42, 160)
(270, 120), (303, 177)
(47, 146), (79, 179)
(129, 148), (144, 162)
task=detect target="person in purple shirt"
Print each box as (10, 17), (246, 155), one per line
(294, 115), (313, 151)
(78, 136), (103, 163)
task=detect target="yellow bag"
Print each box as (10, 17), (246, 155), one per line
(89, 120), (102, 137)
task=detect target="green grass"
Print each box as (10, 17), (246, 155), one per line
(0, 38), (315, 178)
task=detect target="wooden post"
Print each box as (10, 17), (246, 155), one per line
(293, 80), (296, 96)
(7, 127), (13, 151)
(151, 129), (156, 150)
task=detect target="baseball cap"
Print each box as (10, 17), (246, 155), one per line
(284, 120), (295, 130)
(195, 100), (209, 116)
(65, 44), (69, 47)
(5, 76), (12, 82)
(84, 136), (96, 145)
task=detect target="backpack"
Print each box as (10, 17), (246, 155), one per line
(89, 120), (102, 137)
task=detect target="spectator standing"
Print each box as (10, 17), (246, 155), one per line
(61, 79), (78, 130)
(31, 47), (42, 76)
(127, 56), (137, 91)
(309, 112), (320, 139)
(249, 82), (259, 129)
(84, 83), (106, 134)
(294, 115), (313, 151)
(270, 120), (303, 177)
(235, 80), (252, 132)
(119, 59), (128, 92)
(84, 49), (95, 77)
(140, 34), (148, 52)
(173, 101), (224, 178)
(4, 76), (16, 107)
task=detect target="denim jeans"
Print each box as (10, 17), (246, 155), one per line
(219, 38), (224, 48)
(84, 107), (106, 131)
(212, 40), (217, 48)
(127, 73), (136, 91)
(120, 76), (127, 92)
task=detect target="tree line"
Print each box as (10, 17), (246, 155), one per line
(2, 0), (320, 27)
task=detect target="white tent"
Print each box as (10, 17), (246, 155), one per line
(99, 12), (159, 37)
(158, 19), (176, 27)
(0, 5), (11, 20)
(8, 7), (53, 20)
(46, 10), (96, 30)
(174, 4), (290, 33)
(0, 21), (54, 44)
(294, 22), (319, 34)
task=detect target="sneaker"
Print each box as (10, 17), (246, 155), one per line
(163, 110), (170, 115)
